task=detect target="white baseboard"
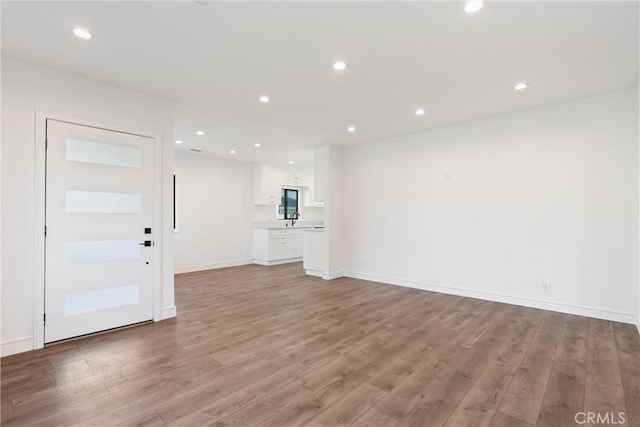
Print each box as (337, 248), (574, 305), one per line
(160, 305), (177, 320)
(323, 271), (345, 280)
(175, 259), (253, 274)
(1, 336), (34, 357)
(253, 257), (302, 266)
(305, 269), (324, 278)
(345, 271), (637, 325)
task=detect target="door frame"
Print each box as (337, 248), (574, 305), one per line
(34, 110), (164, 349)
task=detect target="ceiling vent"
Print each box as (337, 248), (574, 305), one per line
(189, 148), (204, 153)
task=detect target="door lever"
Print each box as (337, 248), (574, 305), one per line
(139, 241), (152, 247)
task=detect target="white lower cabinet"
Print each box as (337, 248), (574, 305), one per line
(303, 230), (325, 277)
(281, 236), (297, 259)
(253, 228), (304, 265)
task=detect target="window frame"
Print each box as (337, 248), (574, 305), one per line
(278, 188), (299, 220)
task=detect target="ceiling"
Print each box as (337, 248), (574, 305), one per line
(2, 1), (638, 170)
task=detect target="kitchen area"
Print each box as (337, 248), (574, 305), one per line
(173, 145), (338, 279)
(250, 162), (326, 278)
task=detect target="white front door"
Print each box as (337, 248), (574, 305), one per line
(45, 120), (155, 343)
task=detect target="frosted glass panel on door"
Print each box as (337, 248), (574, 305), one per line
(66, 139), (142, 168)
(65, 240), (141, 263)
(64, 284), (140, 316)
(66, 191), (141, 213)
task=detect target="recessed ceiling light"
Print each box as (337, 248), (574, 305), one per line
(175, 140), (183, 144)
(415, 108), (425, 116)
(464, 0), (484, 13)
(288, 160), (294, 165)
(229, 150), (236, 154)
(333, 61), (347, 71)
(72, 27), (92, 40)
(347, 126), (356, 133)
(514, 82), (529, 91)
(254, 143), (261, 148)
(259, 95), (270, 103)
(196, 130), (204, 136)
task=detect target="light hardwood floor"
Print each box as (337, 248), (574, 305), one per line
(2, 263), (639, 426)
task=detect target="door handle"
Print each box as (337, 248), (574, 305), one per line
(139, 241), (152, 247)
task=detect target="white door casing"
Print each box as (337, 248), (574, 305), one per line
(44, 119), (155, 343)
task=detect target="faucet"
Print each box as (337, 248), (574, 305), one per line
(291, 211), (300, 227)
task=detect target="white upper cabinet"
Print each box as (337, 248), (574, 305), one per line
(286, 170), (311, 187)
(253, 163), (280, 205)
(268, 167), (289, 195)
(275, 168), (310, 188)
(253, 163), (319, 206)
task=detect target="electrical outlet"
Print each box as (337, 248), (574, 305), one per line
(542, 281), (552, 293)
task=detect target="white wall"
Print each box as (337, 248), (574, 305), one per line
(324, 145), (345, 279)
(343, 89), (639, 324)
(174, 151), (254, 272)
(637, 4), (640, 334)
(0, 56), (3, 356)
(174, 151), (324, 273)
(1, 56), (176, 356)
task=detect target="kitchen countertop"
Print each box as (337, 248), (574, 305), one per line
(253, 225), (321, 230)
(253, 222), (324, 230)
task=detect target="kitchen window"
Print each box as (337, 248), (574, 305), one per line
(277, 188), (299, 220)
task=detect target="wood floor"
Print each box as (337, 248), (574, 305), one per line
(2, 263), (639, 427)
